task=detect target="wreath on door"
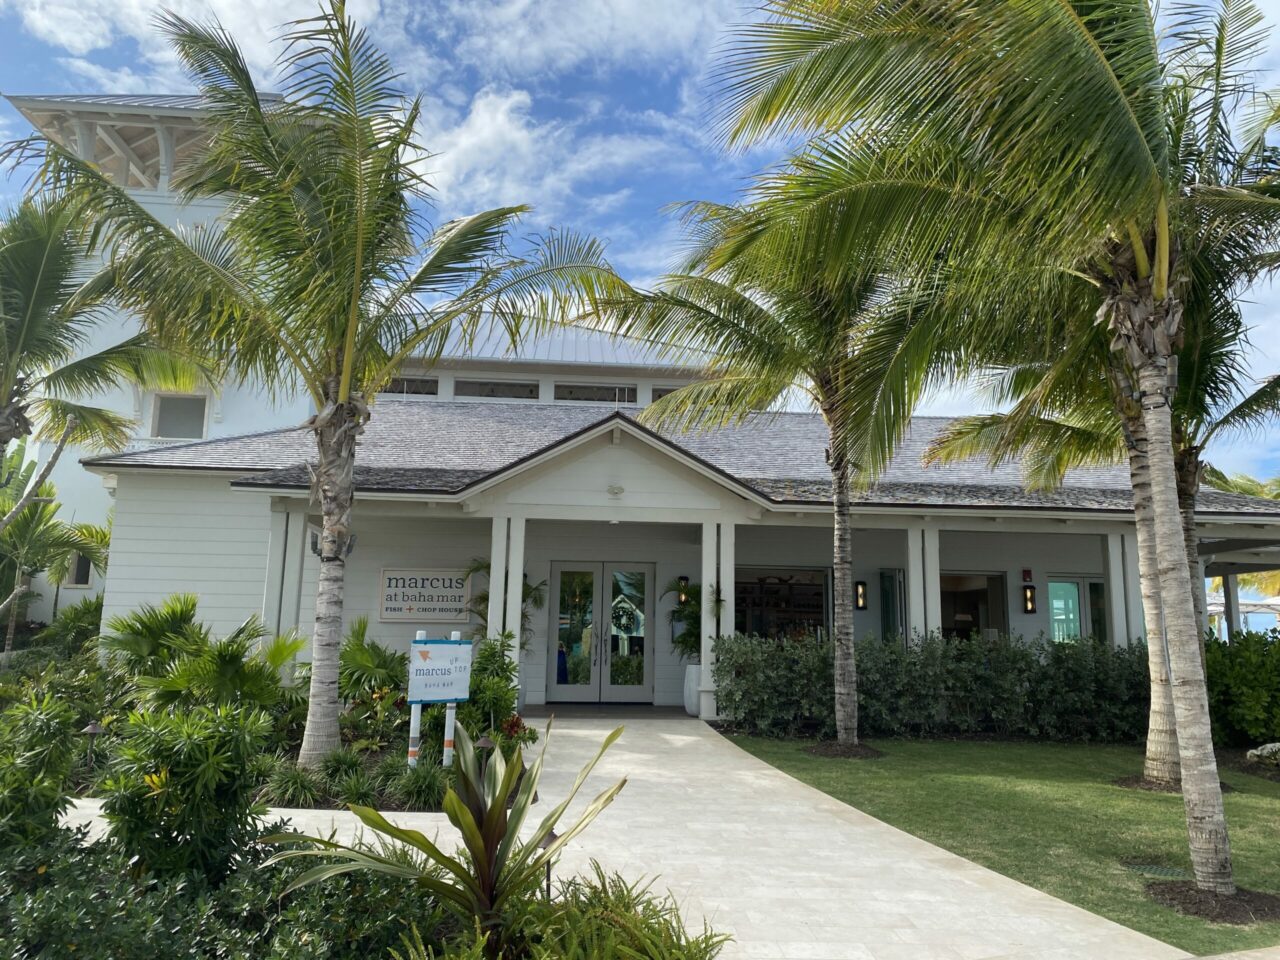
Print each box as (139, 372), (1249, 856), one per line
(611, 605), (638, 634)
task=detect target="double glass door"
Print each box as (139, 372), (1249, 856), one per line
(547, 562), (654, 702)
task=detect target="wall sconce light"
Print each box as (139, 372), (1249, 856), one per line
(854, 581), (868, 610)
(677, 575), (689, 604)
(1023, 585), (1037, 614)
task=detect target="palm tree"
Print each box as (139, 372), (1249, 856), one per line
(713, 0), (1280, 893)
(0, 479), (107, 652)
(592, 201), (922, 744)
(29, 5), (619, 767)
(0, 199), (199, 539)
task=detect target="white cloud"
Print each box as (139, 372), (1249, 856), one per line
(434, 0), (740, 78)
(419, 86), (693, 223)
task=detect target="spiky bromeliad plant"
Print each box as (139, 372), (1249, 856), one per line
(266, 722), (625, 957)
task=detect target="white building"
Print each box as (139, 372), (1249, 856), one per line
(13, 94), (1280, 718)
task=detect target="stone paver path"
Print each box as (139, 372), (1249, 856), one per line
(68, 714), (1194, 959)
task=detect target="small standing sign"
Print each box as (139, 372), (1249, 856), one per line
(407, 630), (472, 769)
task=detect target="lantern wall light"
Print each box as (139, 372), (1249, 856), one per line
(1023, 585), (1037, 614)
(854, 580), (868, 610)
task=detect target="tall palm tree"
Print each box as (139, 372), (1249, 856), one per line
(713, 0), (1280, 894)
(0, 199), (199, 538)
(593, 201), (922, 745)
(29, 5), (619, 767)
(0, 479), (107, 652)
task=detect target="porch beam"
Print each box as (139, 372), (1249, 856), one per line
(906, 527), (926, 638)
(1121, 531), (1145, 641)
(699, 520), (717, 719)
(262, 506), (289, 635)
(923, 528), (941, 635)
(279, 505), (310, 635)
(487, 516), (508, 640)
(1223, 573), (1241, 638)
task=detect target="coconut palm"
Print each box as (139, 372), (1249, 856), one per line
(591, 201), (925, 744)
(0, 198), (200, 538)
(713, 0), (1280, 893)
(0, 479), (107, 652)
(28, 5), (619, 767)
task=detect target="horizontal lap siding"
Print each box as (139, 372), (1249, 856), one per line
(103, 473), (272, 636)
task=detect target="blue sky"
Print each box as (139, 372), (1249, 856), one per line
(3, 0), (1280, 476)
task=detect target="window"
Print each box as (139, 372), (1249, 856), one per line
(553, 383), (637, 403)
(735, 567), (828, 638)
(454, 379), (539, 400)
(152, 394), (207, 439)
(381, 376), (438, 396)
(879, 568), (905, 641)
(650, 385), (681, 402)
(1048, 580), (1083, 641)
(66, 552), (93, 587)
(940, 574), (1008, 638)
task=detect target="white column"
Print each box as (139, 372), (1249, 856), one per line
(699, 520), (718, 719)
(1104, 532), (1128, 646)
(1121, 531), (1145, 641)
(486, 516), (508, 639)
(279, 505), (310, 636)
(1224, 573), (1241, 638)
(262, 505), (290, 635)
(923, 527), (941, 635)
(1195, 557), (1210, 637)
(718, 520), (736, 638)
(503, 516), (526, 675)
(906, 526), (926, 638)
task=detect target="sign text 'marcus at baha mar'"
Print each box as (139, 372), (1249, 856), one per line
(379, 568), (470, 622)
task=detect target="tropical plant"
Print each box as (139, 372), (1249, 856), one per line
(99, 592), (206, 676)
(591, 201), (925, 745)
(0, 692), (76, 842)
(710, 0), (1280, 894)
(99, 704), (272, 880)
(258, 761), (325, 808)
(26, 5), (621, 769)
(0, 198), (201, 550)
(134, 621), (305, 709)
(463, 557), (547, 643)
(266, 723), (626, 957)
(0, 479), (107, 652)
(660, 576), (708, 661)
(339, 615), (408, 699)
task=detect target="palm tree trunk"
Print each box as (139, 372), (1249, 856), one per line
(1137, 361), (1235, 894)
(1123, 415), (1179, 785)
(297, 397), (366, 769)
(1175, 448), (1208, 665)
(828, 425), (858, 744)
(5, 572), (22, 651)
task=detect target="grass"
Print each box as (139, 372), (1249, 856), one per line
(731, 736), (1280, 957)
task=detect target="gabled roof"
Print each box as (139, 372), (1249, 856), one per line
(83, 399), (1280, 517)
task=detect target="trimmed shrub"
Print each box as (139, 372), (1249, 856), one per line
(1205, 630), (1280, 746)
(99, 705), (272, 879)
(0, 693), (77, 842)
(714, 631), (1151, 742)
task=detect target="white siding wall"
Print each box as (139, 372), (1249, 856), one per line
(101, 473), (273, 636)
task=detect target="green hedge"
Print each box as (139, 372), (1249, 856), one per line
(713, 632), (1150, 742)
(1205, 630), (1280, 746)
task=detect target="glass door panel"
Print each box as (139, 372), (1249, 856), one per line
(1048, 580), (1083, 641)
(547, 566), (599, 700)
(603, 564), (653, 701)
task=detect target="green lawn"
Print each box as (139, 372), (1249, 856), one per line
(731, 736), (1280, 956)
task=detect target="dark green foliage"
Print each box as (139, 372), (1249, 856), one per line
(0, 693), (77, 842)
(260, 762), (325, 808)
(533, 863), (729, 960)
(320, 746), (363, 781)
(0, 825), (447, 960)
(99, 705), (271, 880)
(714, 631), (1151, 742)
(338, 616), (408, 699)
(390, 760), (450, 811)
(27, 593), (102, 654)
(333, 769), (378, 807)
(1205, 630), (1280, 746)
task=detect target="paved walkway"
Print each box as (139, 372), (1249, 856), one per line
(75, 715), (1274, 958)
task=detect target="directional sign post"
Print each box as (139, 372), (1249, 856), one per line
(407, 629), (471, 769)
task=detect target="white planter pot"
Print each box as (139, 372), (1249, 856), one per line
(683, 663), (701, 717)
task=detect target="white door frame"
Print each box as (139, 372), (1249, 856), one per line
(545, 560), (655, 703)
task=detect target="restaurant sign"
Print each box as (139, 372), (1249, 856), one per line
(379, 568), (470, 622)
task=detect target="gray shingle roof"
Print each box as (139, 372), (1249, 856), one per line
(83, 400), (1280, 516)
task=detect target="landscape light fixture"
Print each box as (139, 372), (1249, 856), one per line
(81, 720), (105, 764)
(1023, 585), (1037, 614)
(540, 829), (560, 901)
(854, 581), (868, 610)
